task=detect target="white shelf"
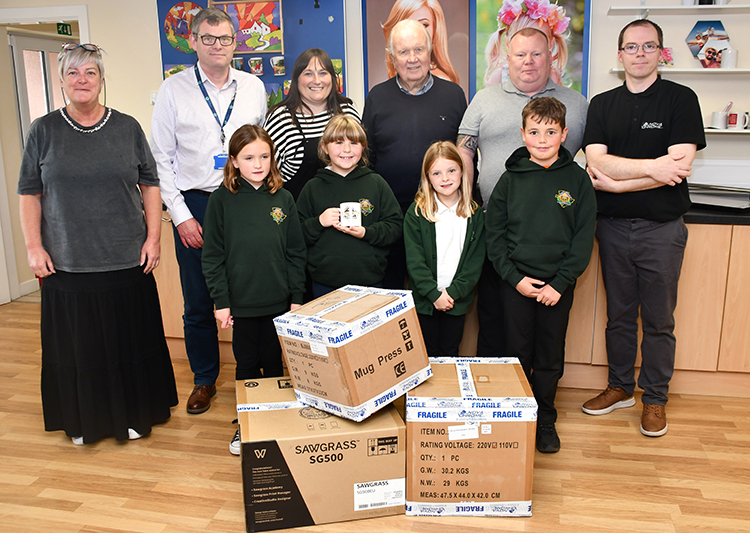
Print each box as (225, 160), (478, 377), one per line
(608, 4), (750, 16)
(609, 68), (750, 74)
(704, 128), (750, 134)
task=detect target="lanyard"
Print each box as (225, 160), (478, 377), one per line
(194, 65), (236, 148)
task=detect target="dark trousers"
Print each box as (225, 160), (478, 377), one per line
(418, 311), (466, 356)
(172, 190), (220, 386)
(382, 202), (410, 290)
(382, 234), (408, 290)
(232, 315), (284, 380)
(500, 279), (575, 424)
(476, 258), (506, 357)
(312, 281), (336, 299)
(597, 216), (687, 406)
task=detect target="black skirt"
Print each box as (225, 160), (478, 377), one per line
(40, 266), (178, 443)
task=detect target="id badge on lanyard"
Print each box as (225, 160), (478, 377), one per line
(195, 65), (235, 171)
(214, 153), (228, 169)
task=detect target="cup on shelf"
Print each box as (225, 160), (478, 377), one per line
(727, 111), (749, 129)
(711, 111), (728, 129)
(721, 48), (738, 69)
(681, 0), (696, 5)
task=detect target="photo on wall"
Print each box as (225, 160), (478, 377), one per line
(475, 0), (587, 95)
(685, 20), (731, 69)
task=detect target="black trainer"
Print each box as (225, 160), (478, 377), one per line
(536, 423), (560, 453)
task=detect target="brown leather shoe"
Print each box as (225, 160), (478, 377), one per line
(582, 385), (635, 415)
(640, 403), (668, 437)
(187, 384), (216, 414)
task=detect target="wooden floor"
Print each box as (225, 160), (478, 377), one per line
(2, 299), (750, 533)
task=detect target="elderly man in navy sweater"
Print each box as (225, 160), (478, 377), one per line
(363, 19), (467, 290)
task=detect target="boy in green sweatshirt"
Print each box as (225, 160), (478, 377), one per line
(485, 97), (596, 453)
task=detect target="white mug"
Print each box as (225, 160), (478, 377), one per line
(721, 48), (738, 69)
(339, 202), (362, 227)
(727, 111), (749, 130)
(711, 111), (728, 129)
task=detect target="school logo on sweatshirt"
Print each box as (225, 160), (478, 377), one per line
(555, 190), (575, 208)
(270, 207), (287, 225)
(359, 198), (374, 216)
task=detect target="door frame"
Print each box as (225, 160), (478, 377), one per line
(10, 33), (73, 146)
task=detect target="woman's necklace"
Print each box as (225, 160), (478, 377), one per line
(60, 107), (112, 133)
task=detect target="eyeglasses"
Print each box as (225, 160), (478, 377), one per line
(60, 42), (105, 54)
(194, 33), (235, 46)
(620, 43), (660, 55)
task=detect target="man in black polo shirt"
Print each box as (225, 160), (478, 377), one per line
(580, 19), (705, 437)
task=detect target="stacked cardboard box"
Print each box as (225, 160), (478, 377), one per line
(236, 377), (406, 531)
(273, 286), (431, 421)
(405, 357), (538, 517)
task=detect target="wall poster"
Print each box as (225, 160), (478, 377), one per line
(211, 1), (284, 53)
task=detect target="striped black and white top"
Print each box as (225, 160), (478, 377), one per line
(264, 102), (361, 183)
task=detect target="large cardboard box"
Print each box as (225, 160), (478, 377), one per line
(405, 357), (537, 517)
(273, 285), (432, 421)
(237, 377), (406, 532)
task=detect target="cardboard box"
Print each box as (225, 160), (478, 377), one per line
(237, 377), (406, 531)
(273, 285), (432, 421)
(405, 357), (537, 517)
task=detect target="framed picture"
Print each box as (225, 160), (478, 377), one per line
(211, 1), (284, 54)
(475, 0), (588, 96)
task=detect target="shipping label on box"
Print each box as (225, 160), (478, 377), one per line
(237, 378), (406, 531)
(405, 357), (538, 517)
(273, 286), (432, 421)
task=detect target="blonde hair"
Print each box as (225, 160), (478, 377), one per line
(383, 0), (459, 85)
(484, 20), (569, 87)
(414, 141), (477, 223)
(222, 125), (283, 194)
(318, 115), (369, 167)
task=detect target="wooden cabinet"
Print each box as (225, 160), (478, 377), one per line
(673, 224), (732, 371)
(564, 222), (750, 397)
(153, 219), (232, 342)
(155, 214), (750, 394)
(563, 243), (598, 364)
(588, 224), (732, 371)
(718, 225), (750, 372)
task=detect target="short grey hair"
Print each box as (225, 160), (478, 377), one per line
(387, 19), (432, 59)
(191, 7), (235, 35)
(58, 46), (105, 80)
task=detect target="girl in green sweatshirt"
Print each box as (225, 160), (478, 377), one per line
(202, 125), (306, 454)
(297, 115), (402, 297)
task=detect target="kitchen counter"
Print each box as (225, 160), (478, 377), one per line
(685, 205), (750, 225)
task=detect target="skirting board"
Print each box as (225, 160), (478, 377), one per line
(560, 362), (750, 399)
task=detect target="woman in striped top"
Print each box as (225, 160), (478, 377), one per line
(265, 49), (360, 199)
